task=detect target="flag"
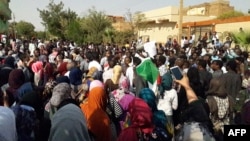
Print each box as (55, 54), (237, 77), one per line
(136, 58), (159, 95)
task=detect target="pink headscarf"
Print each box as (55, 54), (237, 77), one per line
(89, 80), (104, 91)
(31, 61), (43, 73)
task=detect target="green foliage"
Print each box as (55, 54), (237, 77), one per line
(232, 30), (250, 51)
(217, 10), (245, 20)
(82, 7), (112, 44)
(232, 31), (250, 45)
(35, 31), (47, 40)
(65, 19), (86, 45)
(15, 21), (35, 39)
(113, 30), (135, 45)
(37, 0), (77, 39)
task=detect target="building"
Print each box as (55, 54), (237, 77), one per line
(137, 0), (234, 43)
(107, 15), (131, 32)
(183, 0), (234, 17)
(0, 0), (11, 33)
(182, 15), (250, 42)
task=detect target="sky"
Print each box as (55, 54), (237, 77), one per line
(9, 0), (250, 31)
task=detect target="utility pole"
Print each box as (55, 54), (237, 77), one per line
(178, 0), (183, 44)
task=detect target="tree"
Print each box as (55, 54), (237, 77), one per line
(124, 9), (147, 39)
(65, 18), (87, 45)
(217, 10), (245, 20)
(37, 0), (77, 39)
(15, 21), (35, 39)
(35, 31), (47, 40)
(232, 31), (250, 51)
(113, 30), (134, 46)
(82, 7), (112, 44)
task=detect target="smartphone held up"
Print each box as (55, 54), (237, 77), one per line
(170, 66), (183, 80)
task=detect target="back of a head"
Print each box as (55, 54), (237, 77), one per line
(161, 72), (173, 91)
(139, 88), (157, 112)
(128, 98), (153, 133)
(69, 67), (83, 86)
(113, 65), (122, 80)
(187, 67), (200, 85)
(133, 57), (141, 66)
(4, 56), (15, 68)
(226, 59), (237, 71)
(49, 104), (91, 141)
(198, 59), (207, 69)
(158, 55), (166, 65)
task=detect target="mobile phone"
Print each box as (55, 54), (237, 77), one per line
(170, 66), (183, 80)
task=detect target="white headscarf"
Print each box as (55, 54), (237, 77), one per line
(0, 106), (17, 141)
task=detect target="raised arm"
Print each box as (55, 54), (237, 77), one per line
(174, 74), (198, 103)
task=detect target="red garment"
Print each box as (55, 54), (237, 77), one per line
(57, 62), (68, 76)
(118, 98), (154, 141)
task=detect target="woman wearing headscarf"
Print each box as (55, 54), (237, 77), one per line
(117, 98), (154, 141)
(80, 80), (112, 141)
(111, 77), (135, 113)
(69, 67), (83, 99)
(7, 69), (26, 96)
(206, 77), (234, 141)
(6, 69), (34, 106)
(49, 104), (91, 141)
(104, 65), (125, 95)
(174, 74), (216, 141)
(11, 100), (37, 141)
(31, 61), (44, 86)
(157, 72), (178, 136)
(0, 56), (15, 87)
(56, 61), (68, 76)
(104, 65), (125, 137)
(139, 88), (172, 140)
(105, 76), (132, 136)
(45, 83), (73, 119)
(0, 106), (18, 141)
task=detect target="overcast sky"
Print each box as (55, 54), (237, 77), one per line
(9, 0), (250, 31)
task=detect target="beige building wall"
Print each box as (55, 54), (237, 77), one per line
(215, 21), (250, 33)
(138, 22), (178, 43)
(139, 6), (215, 43)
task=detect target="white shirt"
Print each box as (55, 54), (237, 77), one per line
(103, 68), (113, 83)
(88, 60), (102, 71)
(29, 43), (36, 56)
(157, 89), (178, 116)
(38, 42), (45, 49)
(126, 66), (134, 87)
(159, 65), (168, 76)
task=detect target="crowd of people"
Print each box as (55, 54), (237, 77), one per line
(0, 33), (250, 141)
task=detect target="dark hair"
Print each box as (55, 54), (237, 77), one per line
(242, 51), (249, 59)
(212, 60), (223, 68)
(91, 51), (99, 61)
(198, 59), (207, 69)
(133, 57), (141, 66)
(226, 59), (237, 72)
(18, 53), (28, 62)
(235, 57), (244, 63)
(158, 55), (166, 65)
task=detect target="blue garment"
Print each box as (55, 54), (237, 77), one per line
(17, 82), (33, 101)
